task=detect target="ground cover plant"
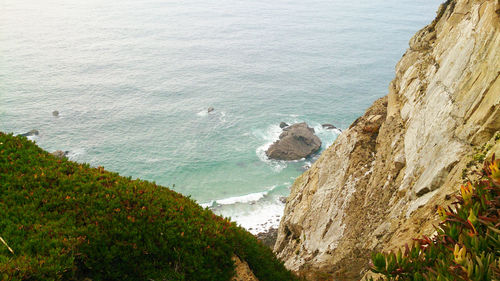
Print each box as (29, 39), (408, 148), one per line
(0, 132), (298, 281)
(368, 154), (500, 280)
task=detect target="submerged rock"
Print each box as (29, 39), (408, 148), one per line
(52, 110), (59, 117)
(208, 107), (215, 113)
(266, 122), (321, 161)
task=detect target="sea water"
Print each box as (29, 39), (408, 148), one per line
(0, 0), (441, 234)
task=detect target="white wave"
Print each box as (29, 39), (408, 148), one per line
(66, 148), (85, 160)
(254, 124), (287, 172)
(223, 201), (285, 235)
(218, 111), (226, 122)
(215, 186), (278, 206)
(196, 110), (208, 117)
(200, 201), (215, 208)
(311, 122), (342, 149)
(216, 191), (267, 205)
(198, 186), (285, 234)
(198, 185), (278, 207)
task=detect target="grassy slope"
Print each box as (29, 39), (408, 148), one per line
(0, 132), (297, 281)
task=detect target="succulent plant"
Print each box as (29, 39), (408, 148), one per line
(368, 154), (500, 281)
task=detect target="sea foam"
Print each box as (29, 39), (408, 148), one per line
(254, 123), (287, 172)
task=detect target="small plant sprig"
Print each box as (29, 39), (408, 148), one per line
(368, 155), (500, 281)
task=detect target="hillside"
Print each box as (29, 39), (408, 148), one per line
(0, 132), (297, 281)
(274, 0), (500, 280)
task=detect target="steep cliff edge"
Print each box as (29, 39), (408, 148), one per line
(274, 0), (500, 280)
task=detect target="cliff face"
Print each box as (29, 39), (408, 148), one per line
(274, 0), (500, 280)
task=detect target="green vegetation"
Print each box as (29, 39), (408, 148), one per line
(368, 155), (500, 280)
(0, 133), (298, 281)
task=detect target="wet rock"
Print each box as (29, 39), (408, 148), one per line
(322, 124), (337, 130)
(208, 107), (215, 113)
(266, 122), (321, 161)
(52, 110), (59, 117)
(280, 122), (289, 129)
(19, 129), (39, 137)
(255, 227), (278, 249)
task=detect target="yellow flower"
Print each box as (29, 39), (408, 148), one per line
(437, 206), (447, 220)
(467, 209), (477, 225)
(490, 160), (500, 182)
(453, 244), (466, 264)
(490, 160), (499, 173)
(460, 183), (474, 203)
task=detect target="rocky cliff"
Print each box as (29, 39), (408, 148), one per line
(274, 0), (500, 280)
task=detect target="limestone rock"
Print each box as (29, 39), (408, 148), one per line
(266, 123), (322, 161)
(274, 1), (500, 280)
(394, 154), (406, 171)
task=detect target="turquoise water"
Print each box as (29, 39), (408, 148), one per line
(0, 0), (440, 233)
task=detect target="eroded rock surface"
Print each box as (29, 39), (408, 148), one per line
(274, 1), (500, 280)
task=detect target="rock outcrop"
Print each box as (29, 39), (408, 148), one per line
(322, 124), (337, 130)
(19, 129), (39, 137)
(266, 123), (322, 161)
(274, 0), (500, 280)
(51, 150), (68, 159)
(231, 255), (259, 281)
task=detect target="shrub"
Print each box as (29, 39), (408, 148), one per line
(368, 155), (500, 281)
(0, 133), (297, 281)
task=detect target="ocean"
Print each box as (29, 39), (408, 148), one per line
(0, 0), (440, 234)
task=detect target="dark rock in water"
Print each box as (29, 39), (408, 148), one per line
(322, 123), (337, 130)
(52, 110), (59, 117)
(266, 122), (321, 161)
(51, 150), (68, 159)
(279, 196), (287, 204)
(19, 129), (39, 137)
(208, 107), (215, 113)
(279, 122), (289, 129)
(255, 227), (278, 249)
